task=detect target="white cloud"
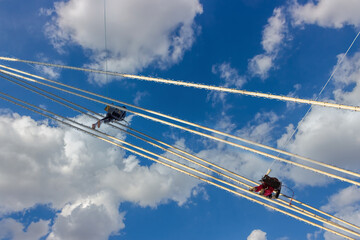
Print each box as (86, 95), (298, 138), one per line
(0, 112), (201, 238)
(197, 147), (270, 185)
(332, 52), (360, 104)
(278, 106), (360, 186)
(321, 186), (360, 240)
(248, 54), (273, 79)
(45, 0), (203, 84)
(34, 54), (62, 79)
(248, 8), (287, 79)
(236, 111), (280, 145)
(307, 230), (322, 240)
(285, 84), (302, 110)
(48, 194), (125, 240)
(290, 0), (360, 28)
(210, 62), (246, 105)
(212, 62), (246, 89)
(0, 219), (49, 240)
(247, 229), (267, 240)
(276, 50), (360, 186)
(133, 91), (149, 105)
(213, 112), (237, 134)
(262, 8), (287, 54)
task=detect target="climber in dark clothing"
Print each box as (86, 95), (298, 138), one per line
(249, 174), (281, 199)
(92, 105), (126, 129)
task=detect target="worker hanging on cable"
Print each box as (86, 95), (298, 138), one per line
(92, 105), (127, 129)
(249, 170), (281, 199)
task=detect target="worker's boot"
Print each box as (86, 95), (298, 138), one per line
(92, 124), (96, 129)
(259, 189), (265, 195)
(97, 121), (101, 128)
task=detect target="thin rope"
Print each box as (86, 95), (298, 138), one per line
(1, 66), (359, 181)
(0, 94), (357, 240)
(268, 31), (360, 171)
(103, 0), (109, 87)
(1, 69), (359, 186)
(1, 57), (360, 112)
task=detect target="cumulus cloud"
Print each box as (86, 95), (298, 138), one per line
(45, 0), (203, 84)
(34, 54), (62, 79)
(212, 62), (246, 89)
(0, 219), (49, 240)
(277, 51), (360, 186)
(133, 91), (149, 105)
(278, 106), (360, 186)
(307, 230), (322, 240)
(285, 84), (302, 110)
(332, 52), (360, 104)
(290, 0), (360, 28)
(210, 62), (246, 105)
(0, 112), (201, 238)
(321, 186), (360, 240)
(248, 8), (287, 79)
(236, 111), (280, 145)
(248, 54), (273, 79)
(247, 229), (267, 240)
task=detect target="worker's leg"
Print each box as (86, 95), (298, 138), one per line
(250, 185), (264, 193)
(263, 187), (274, 197)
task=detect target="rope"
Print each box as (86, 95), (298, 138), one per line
(1, 66), (359, 181)
(1, 56), (360, 112)
(103, 0), (109, 88)
(0, 93), (358, 239)
(268, 31), (360, 172)
(0, 70), (359, 186)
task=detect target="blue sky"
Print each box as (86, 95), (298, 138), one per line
(0, 0), (360, 239)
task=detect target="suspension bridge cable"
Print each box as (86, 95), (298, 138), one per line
(243, 175), (360, 231)
(0, 66), (359, 181)
(3, 75), (359, 233)
(0, 93), (358, 240)
(0, 72), (258, 187)
(0, 72), (255, 189)
(1, 63), (359, 179)
(0, 88), (357, 235)
(1, 70), (360, 187)
(1, 56), (360, 112)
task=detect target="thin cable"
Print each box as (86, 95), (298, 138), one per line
(1, 57), (360, 112)
(0, 94), (358, 240)
(103, 0), (109, 87)
(1, 67), (359, 181)
(268, 31), (360, 171)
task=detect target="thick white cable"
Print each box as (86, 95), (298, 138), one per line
(0, 72), (263, 186)
(0, 92), (357, 239)
(0, 67), (359, 181)
(3, 74), (359, 233)
(0, 94), (357, 240)
(1, 56), (360, 112)
(0, 69), (359, 186)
